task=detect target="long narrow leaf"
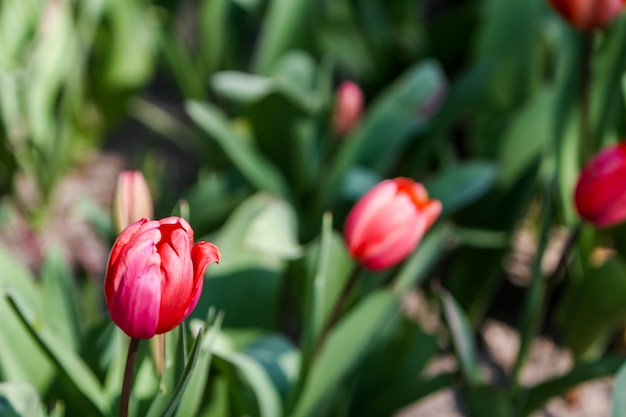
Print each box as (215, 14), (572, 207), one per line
(175, 313), (224, 417)
(159, 329), (204, 417)
(436, 286), (481, 386)
(521, 355), (623, 415)
(6, 289), (110, 416)
(186, 100), (290, 199)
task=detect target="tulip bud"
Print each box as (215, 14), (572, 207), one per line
(332, 81), (364, 137)
(574, 141), (626, 227)
(113, 171), (154, 233)
(104, 217), (220, 338)
(344, 178), (442, 271)
(548, 0), (626, 31)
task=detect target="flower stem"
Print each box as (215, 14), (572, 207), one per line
(120, 338), (140, 417)
(579, 31), (593, 161)
(319, 266), (361, 345)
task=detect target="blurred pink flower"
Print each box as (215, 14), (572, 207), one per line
(575, 141), (626, 227)
(548, 0), (626, 30)
(344, 178), (442, 271)
(332, 81), (364, 137)
(105, 217), (220, 338)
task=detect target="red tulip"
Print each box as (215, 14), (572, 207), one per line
(575, 142), (626, 227)
(104, 217), (220, 338)
(113, 171), (154, 233)
(344, 178), (442, 271)
(332, 81), (364, 137)
(548, 0), (626, 30)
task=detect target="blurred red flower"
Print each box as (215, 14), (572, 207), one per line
(344, 177), (441, 271)
(575, 142), (626, 227)
(548, 0), (626, 30)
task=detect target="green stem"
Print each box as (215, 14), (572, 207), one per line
(120, 338), (140, 417)
(510, 184), (554, 397)
(579, 32), (593, 161)
(319, 266), (362, 345)
(547, 223), (582, 286)
(285, 265), (361, 414)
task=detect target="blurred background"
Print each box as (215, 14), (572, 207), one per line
(2, 0), (626, 416)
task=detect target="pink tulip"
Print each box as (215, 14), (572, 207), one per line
(113, 171), (154, 233)
(332, 81), (364, 137)
(548, 0), (626, 30)
(575, 142), (626, 227)
(344, 178), (442, 271)
(104, 217), (220, 338)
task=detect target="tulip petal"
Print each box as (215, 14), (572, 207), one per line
(357, 194), (426, 270)
(107, 218), (154, 271)
(156, 227), (194, 334)
(159, 216), (195, 249)
(344, 177), (441, 270)
(106, 238), (162, 339)
(345, 180), (397, 255)
(182, 242), (221, 319)
(575, 142), (626, 227)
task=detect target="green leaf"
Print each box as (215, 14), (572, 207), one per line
(212, 340), (283, 417)
(592, 18), (626, 148)
(270, 51), (317, 101)
(426, 161), (498, 216)
(243, 195), (302, 259)
(193, 193), (288, 329)
(464, 385), (511, 417)
(185, 172), (248, 232)
(353, 60), (447, 173)
(252, 0), (312, 74)
(497, 87), (555, 186)
(103, 0), (158, 87)
(101, 325), (127, 406)
(350, 318), (440, 416)
(242, 335), (300, 399)
(563, 256), (626, 361)
(0, 0), (40, 67)
(521, 355), (624, 415)
(436, 286), (481, 386)
(318, 60), (446, 209)
(0, 382), (46, 417)
(159, 329), (205, 417)
(301, 213), (353, 350)
(613, 360), (626, 417)
(290, 290), (396, 417)
(0, 250), (53, 391)
(175, 313), (224, 417)
(211, 72), (276, 105)
(145, 327), (185, 417)
(25, 0), (74, 149)
(186, 100), (290, 199)
(212, 51), (317, 111)
(198, 0), (229, 74)
(40, 245), (81, 351)
(6, 290), (110, 416)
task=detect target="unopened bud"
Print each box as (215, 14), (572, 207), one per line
(113, 171), (154, 233)
(332, 81), (364, 137)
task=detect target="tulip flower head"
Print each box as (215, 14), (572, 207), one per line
(113, 171), (154, 233)
(574, 141), (626, 227)
(548, 0), (626, 30)
(344, 178), (442, 271)
(332, 81), (364, 137)
(105, 217), (220, 339)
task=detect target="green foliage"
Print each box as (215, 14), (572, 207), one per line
(1, 0), (626, 416)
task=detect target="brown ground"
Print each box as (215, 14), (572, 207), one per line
(397, 319), (614, 417)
